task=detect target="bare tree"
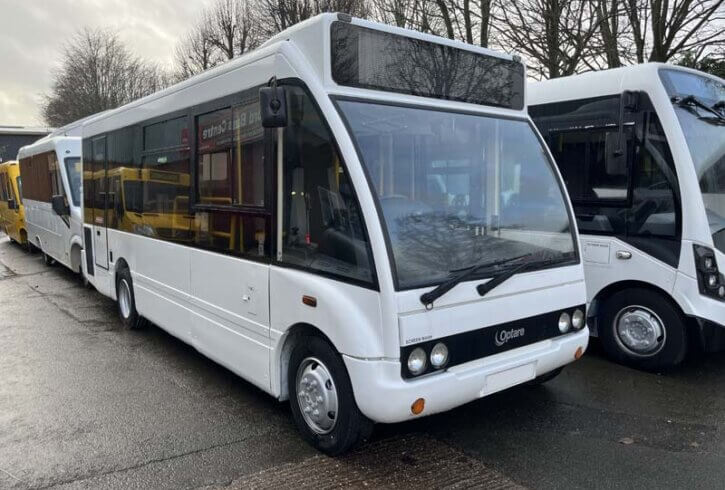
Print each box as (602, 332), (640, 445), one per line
(173, 0), (261, 81)
(174, 22), (220, 81)
(42, 28), (167, 127)
(256, 0), (370, 36)
(622, 0), (725, 63)
(494, 0), (603, 79)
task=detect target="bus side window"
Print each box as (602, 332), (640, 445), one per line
(279, 86), (373, 284)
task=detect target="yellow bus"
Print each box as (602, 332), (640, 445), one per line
(87, 167), (196, 242)
(0, 160), (29, 247)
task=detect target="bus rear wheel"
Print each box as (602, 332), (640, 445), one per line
(288, 335), (372, 455)
(116, 268), (147, 330)
(598, 288), (687, 371)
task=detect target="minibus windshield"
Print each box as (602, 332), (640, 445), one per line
(660, 69), (725, 250)
(337, 100), (577, 290)
(64, 157), (81, 206)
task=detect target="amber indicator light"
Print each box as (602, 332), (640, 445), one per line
(302, 295), (317, 307)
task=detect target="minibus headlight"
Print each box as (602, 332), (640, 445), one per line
(572, 309), (585, 330)
(430, 343), (449, 369)
(558, 312), (571, 333)
(694, 245), (725, 302)
(407, 348), (427, 376)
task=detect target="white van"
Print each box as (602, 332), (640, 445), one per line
(17, 129), (83, 275)
(529, 64), (725, 370)
(81, 14), (589, 454)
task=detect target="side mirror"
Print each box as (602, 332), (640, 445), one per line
(7, 198), (17, 210)
(614, 90), (641, 156)
(259, 83), (288, 128)
(51, 194), (70, 216)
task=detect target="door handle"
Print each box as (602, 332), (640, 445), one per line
(242, 295), (251, 302)
(616, 250), (632, 260)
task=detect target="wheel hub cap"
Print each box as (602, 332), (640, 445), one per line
(296, 357), (338, 434)
(119, 280), (132, 319)
(615, 306), (665, 355)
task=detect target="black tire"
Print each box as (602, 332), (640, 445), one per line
(116, 268), (147, 330)
(288, 335), (373, 455)
(528, 367), (564, 385)
(43, 252), (55, 266)
(598, 288), (687, 371)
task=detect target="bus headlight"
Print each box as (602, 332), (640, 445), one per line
(694, 245), (725, 302)
(572, 309), (585, 330)
(430, 343), (449, 369)
(558, 312), (571, 333)
(407, 348), (427, 376)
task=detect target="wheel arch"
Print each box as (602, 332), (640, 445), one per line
(589, 280), (690, 335)
(275, 322), (338, 402)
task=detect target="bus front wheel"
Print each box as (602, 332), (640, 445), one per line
(598, 288), (687, 371)
(116, 268), (147, 330)
(288, 335), (373, 455)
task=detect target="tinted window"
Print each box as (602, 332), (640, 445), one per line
(280, 86), (373, 283)
(144, 117), (189, 151)
(531, 94), (681, 266)
(64, 157), (81, 206)
(331, 22), (524, 109)
(196, 99), (265, 207)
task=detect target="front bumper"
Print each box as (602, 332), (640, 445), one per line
(344, 327), (589, 424)
(673, 271), (725, 348)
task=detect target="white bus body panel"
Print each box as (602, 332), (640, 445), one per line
(529, 63), (725, 331)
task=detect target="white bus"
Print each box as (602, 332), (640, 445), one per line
(529, 64), (725, 370)
(17, 127), (84, 274)
(81, 14), (588, 454)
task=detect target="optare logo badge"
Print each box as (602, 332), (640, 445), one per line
(494, 327), (525, 347)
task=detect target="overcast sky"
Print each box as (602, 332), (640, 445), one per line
(0, 0), (214, 127)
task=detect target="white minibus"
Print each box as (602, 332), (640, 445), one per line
(81, 14), (588, 454)
(17, 126), (84, 274)
(529, 64), (725, 370)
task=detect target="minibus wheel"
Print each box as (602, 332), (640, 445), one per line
(599, 288), (687, 371)
(116, 268), (147, 330)
(288, 335), (373, 455)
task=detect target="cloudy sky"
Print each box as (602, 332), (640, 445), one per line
(0, 0), (214, 126)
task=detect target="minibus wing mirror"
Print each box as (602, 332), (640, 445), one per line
(7, 198), (16, 210)
(615, 90), (640, 156)
(259, 81), (288, 128)
(51, 195), (70, 216)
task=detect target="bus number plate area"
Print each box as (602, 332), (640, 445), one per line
(482, 363), (536, 396)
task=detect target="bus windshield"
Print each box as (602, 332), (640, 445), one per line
(660, 69), (725, 250)
(64, 157), (81, 206)
(337, 100), (577, 290)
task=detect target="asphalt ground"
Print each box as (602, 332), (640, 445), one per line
(1, 235), (725, 489)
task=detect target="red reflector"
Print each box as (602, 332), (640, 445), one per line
(302, 295), (317, 307)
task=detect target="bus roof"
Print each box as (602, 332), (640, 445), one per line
(528, 63), (724, 106)
(16, 135), (81, 161)
(82, 13), (525, 138)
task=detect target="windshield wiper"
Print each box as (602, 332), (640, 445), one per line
(672, 95), (725, 123)
(420, 253), (532, 309)
(476, 256), (569, 298)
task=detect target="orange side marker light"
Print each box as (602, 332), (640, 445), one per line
(411, 398), (425, 415)
(575, 346), (585, 360)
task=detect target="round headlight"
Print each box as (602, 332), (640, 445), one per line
(558, 312), (571, 333)
(572, 309), (585, 330)
(704, 256), (715, 270)
(707, 274), (719, 288)
(407, 347), (427, 375)
(430, 343), (449, 369)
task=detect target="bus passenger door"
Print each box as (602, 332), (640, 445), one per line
(92, 137), (109, 270)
